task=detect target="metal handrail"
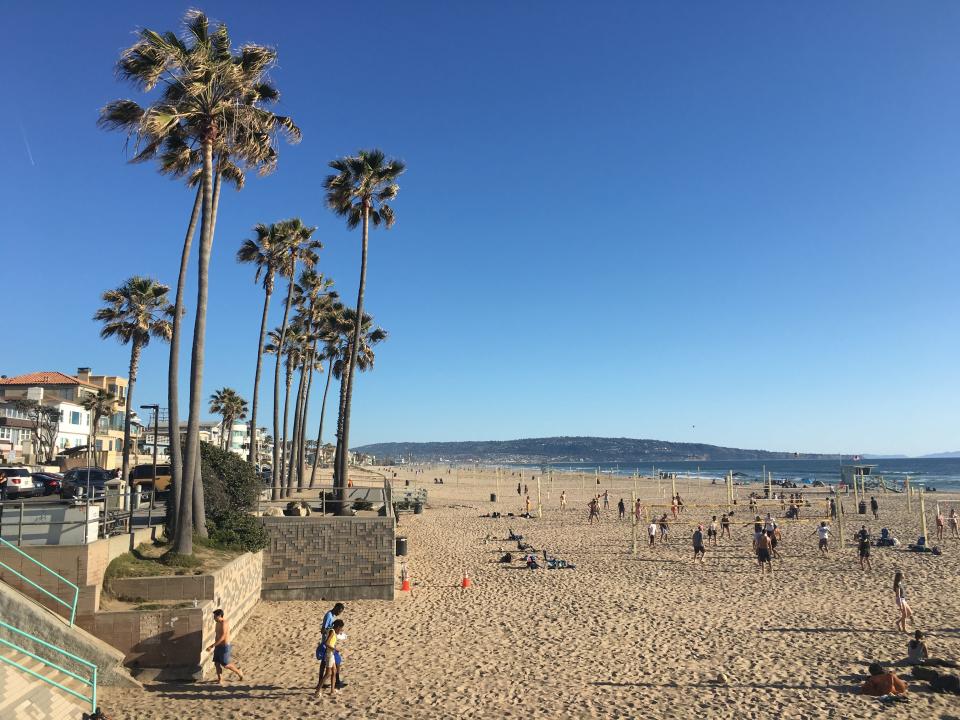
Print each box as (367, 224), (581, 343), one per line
(0, 619), (97, 712)
(0, 537), (80, 626)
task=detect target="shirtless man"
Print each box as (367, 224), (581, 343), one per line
(207, 609), (244, 684)
(756, 531), (773, 577)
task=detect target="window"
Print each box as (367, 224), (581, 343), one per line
(0, 427), (10, 440)
(96, 440), (103, 451)
(69, 411), (82, 425)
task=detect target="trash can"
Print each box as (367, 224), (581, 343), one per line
(414, 503), (424, 515)
(858, 501), (867, 515)
(405, 478), (410, 487)
(490, 493), (497, 502)
(396, 536), (408, 556)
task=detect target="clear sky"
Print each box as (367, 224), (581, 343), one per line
(3, 1), (958, 456)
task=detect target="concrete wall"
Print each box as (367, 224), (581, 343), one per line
(0, 581), (138, 688)
(261, 516), (395, 601)
(0, 525), (160, 619)
(84, 552), (263, 680)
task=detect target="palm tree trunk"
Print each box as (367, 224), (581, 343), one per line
(248, 283), (272, 464)
(287, 363), (305, 492)
(173, 138), (215, 557)
(337, 204), (370, 503)
(308, 361), (333, 489)
(122, 341), (143, 507)
(167, 185), (201, 537)
(334, 353), (352, 509)
(297, 347), (316, 492)
(271, 278), (296, 501)
(191, 165), (223, 539)
(280, 362), (294, 498)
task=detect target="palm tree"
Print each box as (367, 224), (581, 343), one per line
(308, 302), (345, 489)
(209, 388), (248, 451)
(93, 277), (173, 496)
(328, 308), (388, 502)
(268, 220), (320, 500)
(80, 390), (116, 467)
(324, 150), (404, 495)
(237, 222), (291, 466)
(100, 9), (300, 557)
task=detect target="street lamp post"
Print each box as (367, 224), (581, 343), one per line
(140, 404), (160, 517)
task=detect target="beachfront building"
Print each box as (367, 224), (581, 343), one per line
(0, 368), (140, 469)
(143, 421), (269, 464)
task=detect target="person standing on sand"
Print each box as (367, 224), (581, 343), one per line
(588, 497), (600, 524)
(603, 490), (610, 511)
(207, 609), (244, 684)
(617, 497), (625, 521)
(692, 524), (706, 563)
(317, 604), (347, 690)
(870, 496), (880, 520)
(560, 490), (567, 511)
(634, 498), (643, 523)
(316, 619), (345, 697)
(936, 509), (944, 541)
(676, 494), (684, 515)
(950, 509), (959, 538)
(707, 516), (718, 546)
(671, 496), (678, 519)
(857, 526), (872, 571)
(813, 521), (830, 556)
(720, 512), (731, 540)
(658, 513), (669, 541)
(517, 482), (521, 497)
(756, 531), (773, 576)
(894, 571), (913, 632)
(525, 495), (532, 515)
(648, 520), (657, 546)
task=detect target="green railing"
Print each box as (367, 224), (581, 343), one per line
(0, 620), (97, 713)
(0, 537), (79, 626)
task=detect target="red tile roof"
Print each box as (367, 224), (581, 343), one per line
(0, 371), (85, 386)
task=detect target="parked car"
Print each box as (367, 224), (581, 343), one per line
(31, 472), (64, 496)
(130, 464), (172, 494)
(0, 466), (43, 499)
(60, 467), (113, 500)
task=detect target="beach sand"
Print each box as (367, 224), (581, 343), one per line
(101, 466), (960, 719)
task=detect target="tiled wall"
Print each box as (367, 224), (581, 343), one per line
(261, 516), (395, 601)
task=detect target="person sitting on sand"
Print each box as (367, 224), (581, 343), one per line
(859, 663), (908, 696)
(906, 630), (960, 668)
(692, 525), (706, 563)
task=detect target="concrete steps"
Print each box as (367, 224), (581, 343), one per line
(0, 645), (92, 720)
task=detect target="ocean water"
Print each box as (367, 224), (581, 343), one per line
(530, 458), (960, 492)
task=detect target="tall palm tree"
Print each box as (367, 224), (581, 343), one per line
(100, 9), (300, 557)
(93, 277), (173, 495)
(324, 150), (404, 495)
(328, 308), (388, 500)
(209, 388), (248, 451)
(237, 222), (291, 466)
(80, 390), (117, 467)
(268, 220), (320, 500)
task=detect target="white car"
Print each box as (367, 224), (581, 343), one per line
(0, 466), (42, 499)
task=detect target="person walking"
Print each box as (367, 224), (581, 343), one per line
(692, 524), (706, 563)
(894, 571), (913, 632)
(207, 609), (244, 684)
(318, 603), (346, 690)
(813, 521), (830, 556)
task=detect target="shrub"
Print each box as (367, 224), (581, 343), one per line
(200, 442), (260, 513)
(208, 510), (269, 552)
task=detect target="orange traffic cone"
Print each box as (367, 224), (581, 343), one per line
(460, 570), (471, 590)
(400, 565), (411, 592)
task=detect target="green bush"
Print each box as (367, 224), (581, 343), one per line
(208, 510), (268, 552)
(200, 442), (260, 513)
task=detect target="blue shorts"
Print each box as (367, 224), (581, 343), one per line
(213, 644), (232, 666)
(316, 646), (342, 665)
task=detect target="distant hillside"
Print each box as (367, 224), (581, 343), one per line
(921, 451), (960, 459)
(353, 436), (839, 464)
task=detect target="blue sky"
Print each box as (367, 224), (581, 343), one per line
(3, 1), (958, 456)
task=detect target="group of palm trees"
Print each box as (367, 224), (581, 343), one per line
(94, 10), (404, 557)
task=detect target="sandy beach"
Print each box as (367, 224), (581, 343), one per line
(101, 466), (960, 719)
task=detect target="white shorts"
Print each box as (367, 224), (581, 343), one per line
(325, 653), (337, 667)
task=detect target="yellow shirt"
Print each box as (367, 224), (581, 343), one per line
(325, 629), (337, 650)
